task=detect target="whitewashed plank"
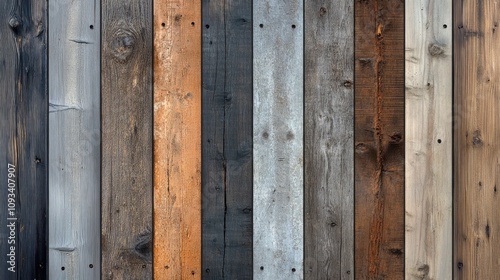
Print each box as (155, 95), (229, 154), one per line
(49, 0), (100, 278)
(405, 0), (452, 278)
(253, 1), (304, 279)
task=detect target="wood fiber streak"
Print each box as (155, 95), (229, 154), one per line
(454, 1), (500, 279)
(354, 0), (405, 278)
(101, 0), (153, 278)
(202, 0), (253, 279)
(304, 1), (354, 279)
(154, 0), (201, 278)
(406, 0), (452, 279)
(0, 0), (48, 279)
(49, 0), (101, 278)
(253, 0), (304, 279)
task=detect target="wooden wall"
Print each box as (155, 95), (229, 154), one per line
(1, 0), (500, 279)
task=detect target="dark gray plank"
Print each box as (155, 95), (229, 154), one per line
(0, 0), (48, 279)
(48, 0), (101, 278)
(202, 0), (253, 279)
(101, 0), (153, 278)
(304, 1), (354, 279)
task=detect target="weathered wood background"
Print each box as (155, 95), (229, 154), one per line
(1, 0), (499, 279)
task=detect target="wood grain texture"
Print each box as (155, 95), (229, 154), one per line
(0, 0), (48, 279)
(304, 1), (354, 279)
(354, 0), (405, 278)
(153, 0), (201, 278)
(48, 0), (100, 278)
(405, 0), (452, 279)
(101, 0), (153, 278)
(454, 1), (500, 279)
(202, 0), (253, 279)
(253, 1), (304, 279)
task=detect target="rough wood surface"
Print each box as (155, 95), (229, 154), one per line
(405, 0), (452, 279)
(153, 0), (201, 278)
(0, 0), (48, 279)
(48, 0), (100, 278)
(354, 0), (405, 278)
(304, 1), (354, 279)
(454, 1), (500, 279)
(101, 0), (153, 278)
(253, 1), (304, 279)
(202, 0), (253, 279)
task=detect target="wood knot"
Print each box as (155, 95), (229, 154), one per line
(319, 7), (327, 16)
(343, 80), (353, 88)
(417, 264), (429, 278)
(355, 143), (369, 154)
(286, 131), (294, 140)
(389, 248), (403, 255)
(428, 43), (445, 57)
(472, 130), (483, 147)
(457, 262), (463, 270)
(109, 28), (137, 63)
(389, 133), (403, 144)
(134, 228), (152, 262)
(8, 15), (21, 32)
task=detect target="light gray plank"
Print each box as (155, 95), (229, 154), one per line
(405, 0), (452, 279)
(253, 1), (304, 279)
(304, 1), (354, 279)
(48, 0), (100, 278)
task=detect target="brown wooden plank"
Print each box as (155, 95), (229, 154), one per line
(0, 0), (48, 279)
(201, 0), (253, 278)
(454, 1), (500, 279)
(101, 0), (153, 278)
(304, 1), (354, 279)
(153, 0), (201, 278)
(354, 0), (405, 278)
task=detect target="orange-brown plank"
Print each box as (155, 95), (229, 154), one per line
(354, 0), (405, 278)
(153, 0), (201, 279)
(454, 1), (500, 279)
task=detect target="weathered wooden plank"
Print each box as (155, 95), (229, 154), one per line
(354, 0), (405, 278)
(304, 1), (354, 279)
(153, 0), (201, 278)
(0, 0), (48, 279)
(101, 0), (153, 278)
(454, 1), (500, 279)
(48, 0), (100, 278)
(253, 1), (303, 279)
(405, 0), (452, 279)
(202, 0), (253, 278)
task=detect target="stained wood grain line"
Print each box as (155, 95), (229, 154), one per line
(202, 0), (253, 279)
(454, 1), (500, 279)
(153, 0), (201, 278)
(0, 0), (48, 279)
(48, 0), (101, 278)
(354, 0), (405, 278)
(405, 0), (452, 279)
(304, 1), (354, 279)
(101, 0), (153, 278)
(253, 1), (304, 279)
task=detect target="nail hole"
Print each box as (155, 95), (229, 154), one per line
(209, 41), (213, 45)
(259, 24), (263, 28)
(437, 139), (442, 143)
(443, 24), (447, 28)
(205, 24), (210, 29)
(260, 266), (264, 270)
(191, 22), (195, 26)
(161, 22), (165, 27)
(61, 267), (65, 271)
(89, 264), (93, 268)
(292, 268), (296, 272)
(206, 268), (210, 273)
(292, 24), (296, 29)
(191, 271), (195, 275)
(90, 25), (94, 29)
(142, 264), (146, 268)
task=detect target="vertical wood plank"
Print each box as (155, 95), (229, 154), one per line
(153, 0), (201, 278)
(0, 0), (48, 279)
(253, 1), (304, 279)
(405, 0), (452, 279)
(354, 0), (405, 278)
(304, 1), (354, 279)
(202, 0), (253, 278)
(101, 0), (153, 278)
(48, 0), (100, 278)
(454, 1), (500, 279)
